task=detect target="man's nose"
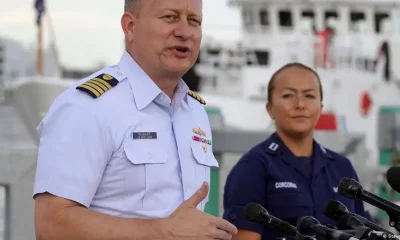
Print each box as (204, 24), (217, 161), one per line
(173, 20), (192, 40)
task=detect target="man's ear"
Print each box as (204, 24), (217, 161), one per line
(121, 12), (137, 42)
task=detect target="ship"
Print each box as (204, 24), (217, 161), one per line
(2, 0), (400, 237)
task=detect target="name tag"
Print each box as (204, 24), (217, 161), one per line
(132, 132), (157, 139)
(275, 182), (297, 189)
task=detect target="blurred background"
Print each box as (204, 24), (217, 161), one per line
(2, 0), (400, 239)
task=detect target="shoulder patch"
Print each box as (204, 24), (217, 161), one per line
(76, 73), (119, 98)
(188, 90), (206, 105)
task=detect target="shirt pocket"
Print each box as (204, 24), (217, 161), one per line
(314, 179), (356, 213)
(190, 139), (219, 210)
(267, 191), (313, 220)
(123, 138), (168, 211)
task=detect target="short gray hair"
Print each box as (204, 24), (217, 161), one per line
(124, 0), (141, 13)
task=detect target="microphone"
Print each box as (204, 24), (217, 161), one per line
(339, 178), (400, 214)
(336, 214), (366, 229)
(296, 216), (358, 240)
(324, 199), (392, 234)
(386, 166), (400, 193)
(324, 199), (350, 221)
(336, 214), (372, 239)
(337, 215), (396, 240)
(245, 203), (298, 237)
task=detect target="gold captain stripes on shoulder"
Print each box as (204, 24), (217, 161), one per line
(188, 90), (206, 105)
(76, 73), (119, 98)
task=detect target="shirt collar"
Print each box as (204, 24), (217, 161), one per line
(264, 132), (334, 178)
(174, 79), (191, 112)
(118, 50), (191, 111)
(265, 132), (333, 158)
(118, 51), (162, 110)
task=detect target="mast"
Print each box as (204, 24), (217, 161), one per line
(34, 0), (45, 76)
(36, 21), (43, 76)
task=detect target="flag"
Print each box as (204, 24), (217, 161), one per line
(34, 0), (45, 26)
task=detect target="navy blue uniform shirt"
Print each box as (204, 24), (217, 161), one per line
(223, 132), (372, 240)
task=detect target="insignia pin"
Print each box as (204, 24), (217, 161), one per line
(202, 145), (207, 152)
(103, 74), (113, 80)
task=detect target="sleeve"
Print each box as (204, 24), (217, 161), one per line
(33, 101), (112, 208)
(348, 161), (374, 222)
(222, 152), (267, 234)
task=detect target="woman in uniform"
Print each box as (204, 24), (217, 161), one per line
(222, 62), (372, 240)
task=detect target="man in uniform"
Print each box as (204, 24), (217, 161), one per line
(33, 0), (238, 239)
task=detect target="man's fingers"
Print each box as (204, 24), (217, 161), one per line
(213, 217), (238, 235)
(211, 228), (233, 240)
(184, 182), (209, 207)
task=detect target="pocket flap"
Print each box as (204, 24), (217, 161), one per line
(191, 140), (219, 167)
(124, 139), (167, 164)
(268, 192), (312, 207)
(267, 192), (313, 219)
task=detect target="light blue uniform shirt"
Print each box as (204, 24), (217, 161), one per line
(33, 51), (219, 218)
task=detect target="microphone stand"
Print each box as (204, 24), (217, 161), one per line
(387, 212), (400, 232)
(353, 226), (399, 240)
(354, 226), (373, 240)
(367, 231), (398, 240)
(275, 232), (315, 240)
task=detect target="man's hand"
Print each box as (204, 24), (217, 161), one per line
(165, 182), (238, 240)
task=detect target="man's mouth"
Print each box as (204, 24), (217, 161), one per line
(174, 46), (189, 53)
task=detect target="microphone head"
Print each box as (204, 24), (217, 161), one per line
(336, 214), (364, 230)
(387, 166), (400, 193)
(245, 202), (267, 223)
(338, 177), (362, 199)
(324, 199), (349, 221)
(296, 216), (320, 237)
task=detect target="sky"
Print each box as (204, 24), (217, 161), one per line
(0, 0), (243, 70)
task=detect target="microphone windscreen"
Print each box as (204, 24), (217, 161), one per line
(244, 203), (262, 222)
(337, 214), (364, 229)
(338, 178), (352, 196)
(324, 200), (346, 220)
(296, 216), (319, 236)
(387, 166), (400, 193)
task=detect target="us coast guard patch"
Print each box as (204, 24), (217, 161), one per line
(76, 73), (119, 98)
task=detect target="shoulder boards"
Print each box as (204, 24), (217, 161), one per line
(76, 73), (119, 98)
(188, 90), (206, 105)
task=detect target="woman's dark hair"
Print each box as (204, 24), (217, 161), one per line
(267, 62), (323, 103)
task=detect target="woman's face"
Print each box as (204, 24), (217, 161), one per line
(266, 67), (323, 136)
